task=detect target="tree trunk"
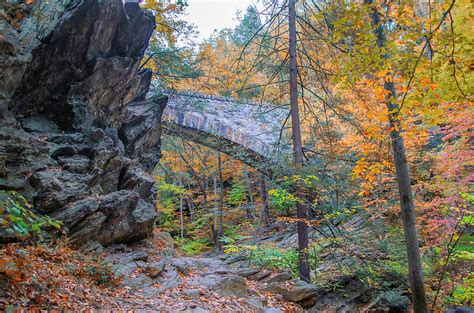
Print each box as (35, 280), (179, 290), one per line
(289, 0), (311, 282)
(365, 1), (428, 311)
(202, 176), (215, 244)
(390, 123), (428, 313)
(217, 152), (224, 251)
(178, 176), (184, 240)
(243, 164), (254, 219)
(185, 195), (195, 222)
(259, 172), (270, 225)
(212, 173), (219, 250)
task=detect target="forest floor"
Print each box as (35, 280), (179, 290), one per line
(0, 230), (302, 312)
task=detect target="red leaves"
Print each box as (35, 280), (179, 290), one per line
(0, 256), (22, 282)
(0, 243), (121, 310)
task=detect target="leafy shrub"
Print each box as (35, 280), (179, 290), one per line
(251, 246), (300, 275)
(224, 243), (300, 276)
(227, 180), (247, 207)
(186, 214), (211, 238)
(155, 179), (186, 232)
(178, 237), (210, 255)
(219, 225), (251, 245)
(447, 273), (474, 306)
(268, 189), (298, 215)
(81, 257), (119, 286)
(0, 191), (61, 241)
(268, 174), (321, 216)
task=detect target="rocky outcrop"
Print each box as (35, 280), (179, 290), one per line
(0, 1), (166, 247)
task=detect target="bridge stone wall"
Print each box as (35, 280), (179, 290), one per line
(160, 92), (289, 160)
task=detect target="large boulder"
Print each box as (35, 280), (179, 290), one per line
(0, 1), (167, 247)
(189, 274), (251, 298)
(51, 190), (157, 246)
(260, 279), (320, 308)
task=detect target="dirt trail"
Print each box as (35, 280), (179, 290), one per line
(98, 232), (302, 312)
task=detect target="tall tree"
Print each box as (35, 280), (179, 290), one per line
(212, 172), (219, 250)
(141, 0), (199, 89)
(242, 165), (255, 219)
(232, 5), (262, 47)
(289, 0), (311, 282)
(259, 173), (270, 225)
(217, 152), (224, 251)
(364, 0), (428, 311)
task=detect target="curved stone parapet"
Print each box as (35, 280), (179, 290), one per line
(159, 91), (290, 166)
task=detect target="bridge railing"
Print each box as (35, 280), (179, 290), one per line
(152, 89), (291, 158)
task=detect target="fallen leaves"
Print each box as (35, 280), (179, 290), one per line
(0, 237), (303, 312)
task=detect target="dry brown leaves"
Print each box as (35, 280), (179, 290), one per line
(0, 236), (302, 312)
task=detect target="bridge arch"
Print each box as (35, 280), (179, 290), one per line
(159, 92), (289, 172)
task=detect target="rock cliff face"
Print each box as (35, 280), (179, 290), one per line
(0, 1), (166, 248)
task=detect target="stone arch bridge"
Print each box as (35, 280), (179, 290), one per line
(158, 91), (290, 171)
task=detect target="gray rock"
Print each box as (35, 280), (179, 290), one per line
(50, 197), (101, 230)
(114, 260), (146, 276)
(160, 248), (177, 258)
(0, 0), (163, 248)
(370, 290), (410, 312)
(51, 145), (79, 159)
(95, 191), (157, 245)
(171, 258), (190, 274)
(132, 199), (157, 234)
(214, 275), (251, 297)
(245, 297), (265, 309)
(259, 309), (282, 313)
(29, 163), (99, 214)
(146, 261), (166, 278)
(98, 155), (127, 194)
(0, 155), (5, 177)
(125, 251), (149, 262)
(263, 272), (293, 284)
(119, 95), (167, 169)
(155, 232), (177, 247)
(122, 273), (153, 290)
(57, 155), (91, 173)
(237, 267), (261, 278)
(189, 274), (251, 298)
(184, 289), (201, 300)
(119, 166), (155, 199)
(105, 244), (128, 253)
(160, 266), (183, 289)
(77, 240), (104, 254)
(20, 116), (60, 134)
(0, 118), (53, 196)
(11, 1), (155, 131)
(260, 279), (320, 306)
(68, 211), (107, 246)
(52, 191), (157, 246)
(0, 21), (31, 101)
(247, 270), (272, 281)
(105, 251), (149, 278)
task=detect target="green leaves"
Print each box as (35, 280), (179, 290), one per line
(227, 180), (247, 207)
(155, 178), (187, 233)
(0, 191), (62, 241)
(268, 188), (298, 215)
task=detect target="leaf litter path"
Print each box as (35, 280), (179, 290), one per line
(101, 232), (303, 312)
(0, 232), (301, 312)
